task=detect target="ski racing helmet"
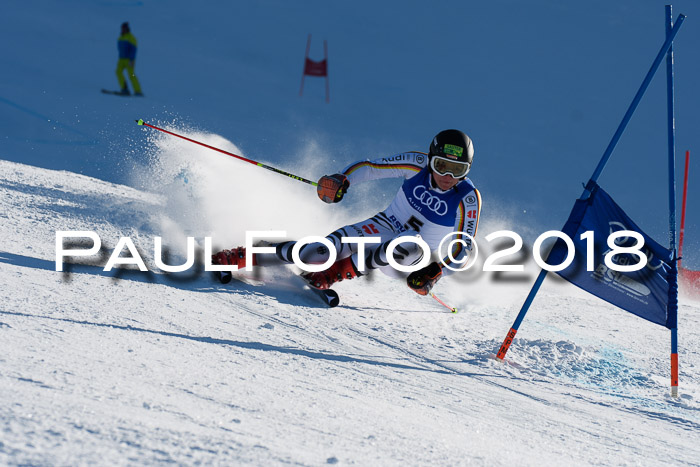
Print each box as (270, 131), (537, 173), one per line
(428, 129), (474, 179)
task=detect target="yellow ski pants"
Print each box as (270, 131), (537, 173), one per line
(116, 59), (142, 94)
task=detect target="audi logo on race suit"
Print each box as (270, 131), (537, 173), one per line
(412, 185), (449, 216)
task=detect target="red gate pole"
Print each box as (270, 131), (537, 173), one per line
(324, 39), (330, 103)
(678, 150), (690, 269)
(299, 34), (312, 97)
(300, 35), (329, 103)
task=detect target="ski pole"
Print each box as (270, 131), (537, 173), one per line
(430, 292), (457, 313)
(135, 119), (319, 187)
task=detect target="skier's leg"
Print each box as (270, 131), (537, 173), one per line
(277, 216), (400, 289)
(116, 59), (128, 92)
(126, 62), (142, 94)
(212, 224), (368, 270)
(300, 230), (426, 289)
(275, 215), (397, 266)
(274, 225), (351, 265)
(212, 214), (402, 285)
(352, 231), (426, 279)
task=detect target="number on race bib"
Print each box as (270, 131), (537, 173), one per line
(403, 216), (424, 233)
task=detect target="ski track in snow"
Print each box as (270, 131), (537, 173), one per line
(2, 160), (700, 465)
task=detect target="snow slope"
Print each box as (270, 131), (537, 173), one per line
(2, 158), (700, 465)
(3, 0), (700, 464)
(2, 0), (700, 259)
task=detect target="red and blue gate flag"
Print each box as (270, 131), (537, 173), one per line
(548, 182), (674, 328)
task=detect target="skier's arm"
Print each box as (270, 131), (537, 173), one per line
(407, 262), (443, 295)
(317, 174), (349, 203)
(440, 188), (482, 275)
(406, 188), (481, 294)
(317, 152), (427, 204)
(341, 152), (427, 185)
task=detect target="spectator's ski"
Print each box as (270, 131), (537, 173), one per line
(101, 89), (143, 96)
(101, 89), (130, 96)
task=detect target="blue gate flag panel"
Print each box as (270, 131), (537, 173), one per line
(548, 182), (673, 328)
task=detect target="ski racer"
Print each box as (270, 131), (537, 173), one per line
(213, 129), (481, 296)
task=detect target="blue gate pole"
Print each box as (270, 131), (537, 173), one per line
(583, 14), (685, 198)
(665, 4), (680, 398)
(496, 268), (548, 359)
(497, 12), (686, 361)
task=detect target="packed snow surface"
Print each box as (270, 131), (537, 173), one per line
(1, 157), (700, 465)
(3, 0), (700, 464)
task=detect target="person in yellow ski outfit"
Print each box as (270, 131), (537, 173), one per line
(116, 22), (143, 96)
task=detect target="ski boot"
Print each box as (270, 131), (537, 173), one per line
(211, 247), (257, 283)
(302, 256), (360, 290)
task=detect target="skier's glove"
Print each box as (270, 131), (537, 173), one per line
(407, 262), (443, 296)
(317, 174), (350, 203)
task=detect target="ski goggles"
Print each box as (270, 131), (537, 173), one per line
(430, 156), (471, 178)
